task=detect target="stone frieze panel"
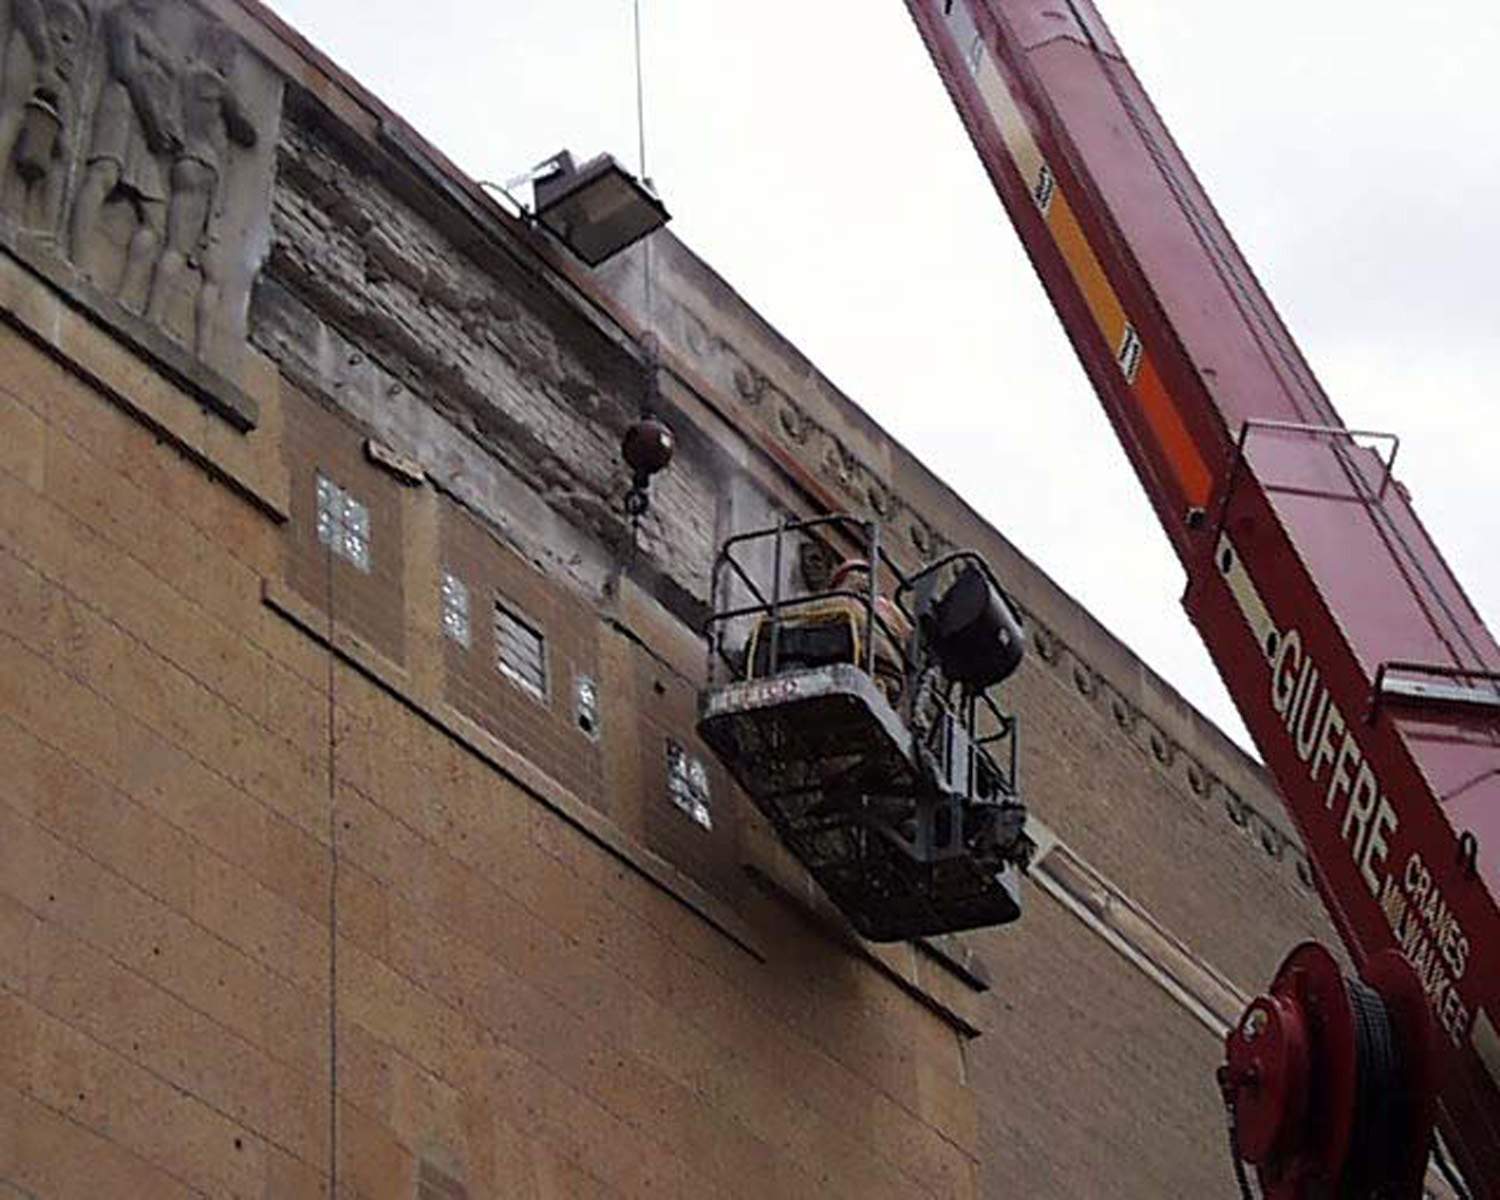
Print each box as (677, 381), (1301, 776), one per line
(0, 0), (281, 378)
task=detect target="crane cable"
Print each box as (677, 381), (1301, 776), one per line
(634, 0), (647, 184)
(633, 0), (656, 340)
(625, 0), (662, 554)
(1433, 1135), (1475, 1200)
(1217, 1067), (1259, 1200)
(1345, 978), (1404, 1195)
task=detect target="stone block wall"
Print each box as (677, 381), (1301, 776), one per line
(0, 319), (979, 1197)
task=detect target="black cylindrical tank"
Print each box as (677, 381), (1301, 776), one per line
(930, 565), (1025, 689)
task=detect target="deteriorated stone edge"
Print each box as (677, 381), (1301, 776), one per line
(0, 236), (288, 525)
(0, 226), (260, 433)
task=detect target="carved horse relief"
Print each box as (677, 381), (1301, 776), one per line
(0, 0), (281, 379)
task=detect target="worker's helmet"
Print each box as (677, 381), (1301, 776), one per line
(829, 558), (870, 591)
(829, 558), (913, 646)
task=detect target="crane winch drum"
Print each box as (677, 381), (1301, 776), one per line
(1219, 943), (1437, 1200)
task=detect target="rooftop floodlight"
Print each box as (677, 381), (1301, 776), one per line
(530, 150), (670, 267)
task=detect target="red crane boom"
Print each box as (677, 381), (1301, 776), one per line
(903, 1), (1500, 1193)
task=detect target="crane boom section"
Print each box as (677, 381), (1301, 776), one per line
(903, 0), (1500, 1188)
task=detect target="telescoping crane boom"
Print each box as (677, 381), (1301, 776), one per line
(902, 1), (1500, 1195)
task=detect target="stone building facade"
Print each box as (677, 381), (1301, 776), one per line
(0, 1), (1349, 1196)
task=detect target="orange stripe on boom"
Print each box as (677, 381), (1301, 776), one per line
(1049, 194), (1212, 508)
(951, 13), (1212, 509)
(1134, 356), (1212, 507)
(1048, 194), (1126, 342)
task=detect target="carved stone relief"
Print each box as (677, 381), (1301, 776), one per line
(796, 538), (835, 592)
(1025, 610), (1317, 891)
(0, 0), (281, 379)
(0, 0), (89, 230)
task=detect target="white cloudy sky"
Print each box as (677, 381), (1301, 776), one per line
(263, 0), (1500, 753)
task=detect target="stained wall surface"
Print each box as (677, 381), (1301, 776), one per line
(0, 2), (1349, 1198)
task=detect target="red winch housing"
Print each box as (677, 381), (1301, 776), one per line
(1221, 944), (1437, 1198)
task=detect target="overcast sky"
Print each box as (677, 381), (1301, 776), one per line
(263, 0), (1500, 753)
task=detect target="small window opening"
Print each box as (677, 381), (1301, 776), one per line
(316, 474), (371, 572)
(495, 600), (547, 700)
(575, 675), (600, 739)
(666, 740), (712, 830)
(441, 572), (471, 647)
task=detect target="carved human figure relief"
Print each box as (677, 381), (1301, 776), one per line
(0, 0), (282, 381)
(145, 19), (254, 358)
(0, 0), (90, 231)
(69, 0), (180, 306)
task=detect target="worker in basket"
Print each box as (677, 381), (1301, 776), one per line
(744, 557), (913, 705)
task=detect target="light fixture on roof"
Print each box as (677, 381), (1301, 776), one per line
(523, 150), (669, 267)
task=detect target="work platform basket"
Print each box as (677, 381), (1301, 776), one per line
(697, 515), (1030, 941)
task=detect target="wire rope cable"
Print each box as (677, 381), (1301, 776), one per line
(1217, 1069), (1259, 1200)
(634, 0), (648, 183)
(1432, 1134), (1475, 1200)
(1345, 977), (1404, 1197)
(633, 0), (655, 329)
